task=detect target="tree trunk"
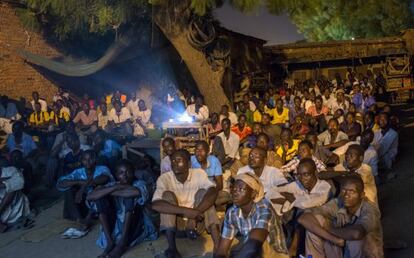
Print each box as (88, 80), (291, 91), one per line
(154, 8), (230, 112)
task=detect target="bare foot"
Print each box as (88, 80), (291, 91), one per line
(106, 244), (127, 258)
(97, 242), (115, 258)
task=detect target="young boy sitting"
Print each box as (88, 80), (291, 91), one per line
(269, 158), (331, 216)
(56, 150), (114, 226)
(87, 159), (157, 258)
(0, 165), (30, 233)
(298, 176), (383, 258)
(152, 149), (220, 258)
(318, 144), (378, 205)
(214, 173), (289, 258)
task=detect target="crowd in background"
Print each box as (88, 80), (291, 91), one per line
(0, 68), (399, 258)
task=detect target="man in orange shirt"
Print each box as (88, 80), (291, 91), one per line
(231, 114), (252, 143)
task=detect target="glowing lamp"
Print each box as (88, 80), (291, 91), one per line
(177, 113), (193, 123)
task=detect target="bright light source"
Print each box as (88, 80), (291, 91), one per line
(177, 113), (193, 123)
(351, 37), (355, 40)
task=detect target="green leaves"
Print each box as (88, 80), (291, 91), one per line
(16, 0), (414, 42)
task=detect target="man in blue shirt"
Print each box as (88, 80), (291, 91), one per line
(57, 150), (113, 225)
(0, 96), (19, 120)
(92, 129), (121, 170)
(191, 140), (230, 206)
(6, 121), (37, 158)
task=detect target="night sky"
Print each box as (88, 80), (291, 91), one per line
(214, 2), (304, 45)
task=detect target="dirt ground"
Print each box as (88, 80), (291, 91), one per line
(1, 105), (414, 258)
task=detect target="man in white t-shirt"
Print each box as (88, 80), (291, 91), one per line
(329, 89), (349, 115)
(30, 91), (48, 112)
(107, 101), (133, 135)
(219, 104), (238, 125)
(268, 158), (331, 216)
(131, 100), (153, 136)
(126, 92), (140, 116)
(212, 118), (240, 169)
(237, 147), (288, 196)
(185, 96), (209, 122)
(152, 149), (220, 258)
(318, 118), (349, 150)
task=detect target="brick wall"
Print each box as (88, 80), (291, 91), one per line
(0, 3), (60, 103)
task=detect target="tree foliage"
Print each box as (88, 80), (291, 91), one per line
(19, 0), (150, 40)
(16, 0), (414, 42)
(283, 0), (414, 41)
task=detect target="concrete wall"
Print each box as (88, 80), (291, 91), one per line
(0, 4), (60, 102)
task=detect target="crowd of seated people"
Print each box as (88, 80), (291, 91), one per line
(0, 69), (400, 258)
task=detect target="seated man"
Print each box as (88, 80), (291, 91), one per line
(107, 101), (133, 136)
(9, 149), (33, 195)
(332, 130), (379, 182)
(305, 132), (339, 166)
(185, 96), (209, 123)
(372, 112), (398, 179)
(73, 102), (98, 132)
(269, 158), (331, 216)
(255, 133), (283, 168)
(245, 122), (269, 149)
(97, 103), (110, 132)
(231, 114), (252, 143)
(275, 128), (300, 164)
(191, 140), (230, 206)
(237, 147), (287, 195)
(92, 130), (121, 169)
(318, 118), (349, 151)
(214, 173), (288, 258)
(46, 122), (87, 187)
(280, 140), (326, 177)
(270, 98), (290, 127)
(87, 159), (157, 258)
(56, 150), (113, 225)
(0, 165), (30, 233)
(49, 102), (70, 131)
(319, 144), (378, 205)
(132, 99), (153, 136)
(262, 113), (282, 146)
(212, 118), (240, 169)
(6, 121), (37, 159)
(219, 104), (238, 125)
(298, 176), (383, 258)
(160, 137), (176, 174)
(30, 91), (48, 112)
(60, 133), (91, 177)
(28, 102), (50, 129)
(152, 149), (220, 258)
(0, 95), (20, 120)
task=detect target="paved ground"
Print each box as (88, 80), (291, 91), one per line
(1, 105), (414, 258)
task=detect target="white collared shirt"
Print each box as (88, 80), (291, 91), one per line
(30, 99), (48, 112)
(237, 165), (288, 194)
(267, 179), (331, 215)
(152, 169), (214, 208)
(185, 104), (209, 122)
(217, 131), (240, 159)
(220, 112), (238, 125)
(108, 107), (131, 124)
(127, 99), (140, 116)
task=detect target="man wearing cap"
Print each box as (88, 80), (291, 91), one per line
(214, 173), (288, 258)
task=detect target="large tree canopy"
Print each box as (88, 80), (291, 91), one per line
(16, 0), (414, 42)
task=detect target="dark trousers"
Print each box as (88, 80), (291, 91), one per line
(63, 187), (89, 221)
